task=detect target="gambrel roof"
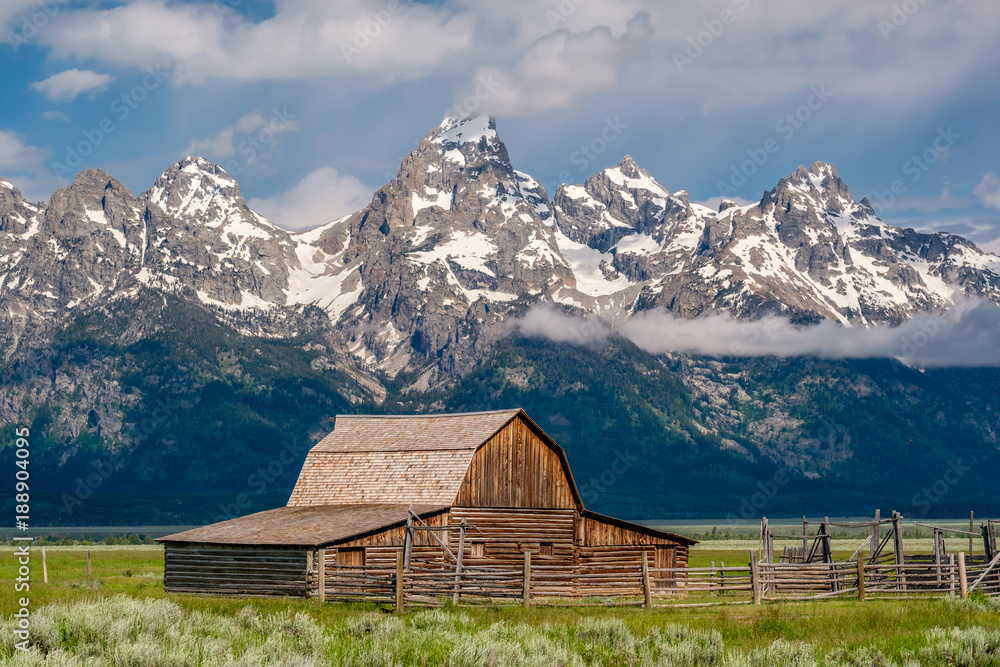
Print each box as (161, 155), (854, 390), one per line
(286, 409), (572, 507)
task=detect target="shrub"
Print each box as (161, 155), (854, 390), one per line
(652, 624), (724, 665)
(724, 639), (816, 667)
(921, 626), (1000, 666)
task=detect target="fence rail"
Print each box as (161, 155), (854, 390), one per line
(308, 549), (1000, 610)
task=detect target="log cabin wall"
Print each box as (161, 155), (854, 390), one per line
(337, 511), (449, 567)
(164, 545), (308, 597)
(453, 416), (578, 509)
(449, 507), (577, 566)
(580, 513), (690, 589)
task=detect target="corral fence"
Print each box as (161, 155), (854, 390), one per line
(306, 547), (1000, 610)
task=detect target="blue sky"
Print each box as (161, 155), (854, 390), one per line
(1, 0), (999, 252)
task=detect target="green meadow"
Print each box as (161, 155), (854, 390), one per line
(1, 545), (999, 665)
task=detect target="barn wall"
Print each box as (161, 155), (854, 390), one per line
(582, 515), (685, 547)
(334, 510), (449, 567)
(454, 416), (577, 509)
(164, 545), (308, 597)
(449, 507), (577, 564)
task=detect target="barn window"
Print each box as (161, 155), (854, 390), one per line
(470, 542), (485, 557)
(338, 547), (365, 567)
(540, 542), (553, 557)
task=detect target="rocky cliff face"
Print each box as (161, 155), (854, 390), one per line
(2, 117), (999, 382)
(555, 160), (1000, 325)
(4, 117), (1000, 524)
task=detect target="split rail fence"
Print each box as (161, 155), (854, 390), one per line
(305, 547), (1000, 610)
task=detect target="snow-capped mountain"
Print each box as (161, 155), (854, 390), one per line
(1, 116), (998, 377)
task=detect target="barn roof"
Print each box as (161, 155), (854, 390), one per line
(311, 410), (522, 452)
(287, 409), (539, 507)
(157, 503), (449, 548)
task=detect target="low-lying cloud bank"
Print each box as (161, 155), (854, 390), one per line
(515, 300), (1000, 368)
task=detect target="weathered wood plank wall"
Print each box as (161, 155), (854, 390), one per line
(164, 545), (308, 596)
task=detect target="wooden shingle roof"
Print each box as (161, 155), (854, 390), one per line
(310, 410), (522, 453)
(158, 504), (449, 547)
(287, 410), (523, 507)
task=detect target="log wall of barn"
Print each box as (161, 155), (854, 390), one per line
(454, 416), (577, 509)
(163, 545), (308, 597)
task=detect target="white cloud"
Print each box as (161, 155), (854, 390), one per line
(183, 111), (298, 162)
(0, 129), (64, 202)
(20, 1), (1000, 119)
(39, 0), (474, 85)
(41, 110), (71, 123)
(694, 195), (755, 211)
(30, 69), (114, 102)
(463, 13), (653, 119)
(516, 300), (1000, 368)
(974, 172), (1000, 209)
(248, 167), (374, 230)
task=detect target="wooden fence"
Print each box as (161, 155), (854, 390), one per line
(306, 548), (1000, 610)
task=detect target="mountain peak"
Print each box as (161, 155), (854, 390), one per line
(614, 155), (648, 179)
(166, 156), (237, 184)
(600, 156), (666, 195)
(431, 115), (498, 147)
(808, 161), (838, 177)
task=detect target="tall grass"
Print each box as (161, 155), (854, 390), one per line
(3, 595), (1000, 665)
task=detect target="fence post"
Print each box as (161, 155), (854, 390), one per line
(317, 548), (326, 602)
(750, 550), (761, 605)
(523, 551), (532, 608)
(87, 550), (92, 579)
(395, 549), (405, 613)
(720, 561), (725, 595)
(710, 561), (715, 596)
(641, 551), (651, 609)
(958, 552), (968, 598)
(948, 554), (956, 595)
(970, 511), (974, 558)
(892, 511), (906, 591)
(872, 509), (880, 561)
(42, 547), (48, 583)
(453, 519), (466, 605)
(857, 557), (866, 601)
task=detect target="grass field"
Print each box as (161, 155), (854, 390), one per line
(2, 546), (999, 665)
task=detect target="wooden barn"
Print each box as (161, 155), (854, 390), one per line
(159, 409), (694, 602)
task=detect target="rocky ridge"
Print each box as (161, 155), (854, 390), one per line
(1, 116), (999, 383)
